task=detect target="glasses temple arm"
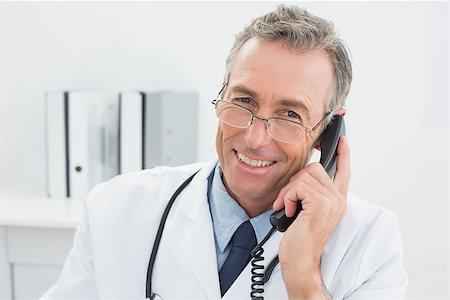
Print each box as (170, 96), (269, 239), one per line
(311, 111), (333, 132)
(212, 83), (228, 104)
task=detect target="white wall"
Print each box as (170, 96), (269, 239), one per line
(0, 2), (448, 299)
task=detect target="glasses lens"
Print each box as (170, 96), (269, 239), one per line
(268, 119), (306, 144)
(216, 101), (252, 128)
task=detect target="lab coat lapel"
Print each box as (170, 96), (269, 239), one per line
(223, 230), (284, 299)
(178, 162), (222, 300)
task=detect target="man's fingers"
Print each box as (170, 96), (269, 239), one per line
(333, 136), (351, 195)
(282, 182), (308, 217)
(273, 195), (283, 211)
(273, 173), (312, 211)
(274, 137), (350, 211)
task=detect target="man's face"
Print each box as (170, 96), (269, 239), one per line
(216, 38), (334, 214)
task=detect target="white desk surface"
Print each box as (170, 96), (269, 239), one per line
(0, 184), (83, 229)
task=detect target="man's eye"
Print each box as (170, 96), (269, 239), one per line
(237, 97), (252, 104)
(286, 110), (301, 120)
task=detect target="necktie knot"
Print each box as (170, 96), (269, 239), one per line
(231, 220), (257, 250)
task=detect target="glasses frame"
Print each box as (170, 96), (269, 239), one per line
(211, 84), (332, 141)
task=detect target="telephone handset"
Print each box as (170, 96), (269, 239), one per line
(270, 115), (346, 232)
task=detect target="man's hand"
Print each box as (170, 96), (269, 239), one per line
(272, 136), (351, 299)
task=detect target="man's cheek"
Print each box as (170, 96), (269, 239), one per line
(285, 144), (311, 175)
(297, 136), (317, 168)
(215, 125), (224, 163)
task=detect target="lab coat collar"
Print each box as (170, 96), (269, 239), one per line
(177, 159), (221, 299)
(178, 158), (218, 222)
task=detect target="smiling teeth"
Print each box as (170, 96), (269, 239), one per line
(237, 152), (275, 167)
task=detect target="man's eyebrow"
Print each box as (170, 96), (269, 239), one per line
(227, 84), (259, 99)
(277, 99), (310, 114)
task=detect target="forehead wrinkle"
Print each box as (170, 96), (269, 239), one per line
(226, 84), (259, 99)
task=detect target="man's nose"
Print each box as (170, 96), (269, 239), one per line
(244, 117), (272, 149)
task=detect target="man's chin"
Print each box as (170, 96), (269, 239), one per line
(227, 182), (279, 204)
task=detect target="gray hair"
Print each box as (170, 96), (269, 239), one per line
(225, 5), (352, 119)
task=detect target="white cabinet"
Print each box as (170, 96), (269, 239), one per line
(0, 185), (82, 300)
(12, 263), (63, 300)
(8, 227), (76, 299)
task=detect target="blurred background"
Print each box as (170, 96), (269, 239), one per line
(0, 1), (448, 299)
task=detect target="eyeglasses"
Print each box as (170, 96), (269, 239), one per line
(212, 85), (331, 144)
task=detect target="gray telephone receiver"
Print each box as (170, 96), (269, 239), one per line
(270, 115), (346, 232)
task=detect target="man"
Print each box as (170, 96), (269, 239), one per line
(42, 5), (407, 299)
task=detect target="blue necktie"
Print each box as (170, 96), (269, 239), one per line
(219, 220), (257, 296)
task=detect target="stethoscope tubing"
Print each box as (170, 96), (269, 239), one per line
(146, 171), (199, 299)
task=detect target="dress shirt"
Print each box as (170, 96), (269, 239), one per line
(207, 163), (274, 270)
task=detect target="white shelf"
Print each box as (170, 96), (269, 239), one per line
(0, 184), (83, 229)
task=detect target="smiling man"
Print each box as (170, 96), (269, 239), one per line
(42, 5), (408, 300)
(216, 38), (340, 217)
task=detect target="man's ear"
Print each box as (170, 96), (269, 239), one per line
(314, 107), (347, 151)
(335, 107), (347, 117)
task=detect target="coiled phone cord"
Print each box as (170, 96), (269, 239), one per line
(250, 226), (279, 300)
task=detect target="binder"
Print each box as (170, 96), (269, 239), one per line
(45, 91), (68, 198)
(146, 92), (198, 168)
(118, 91), (198, 174)
(119, 92), (144, 174)
(45, 91), (119, 199)
(103, 93), (120, 180)
(68, 91), (100, 199)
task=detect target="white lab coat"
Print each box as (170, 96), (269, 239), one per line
(41, 159), (407, 300)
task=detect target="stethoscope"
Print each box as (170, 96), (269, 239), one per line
(145, 170), (280, 300)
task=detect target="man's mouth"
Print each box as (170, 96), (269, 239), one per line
(236, 151), (276, 167)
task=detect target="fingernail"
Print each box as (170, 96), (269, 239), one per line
(273, 199), (279, 210)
